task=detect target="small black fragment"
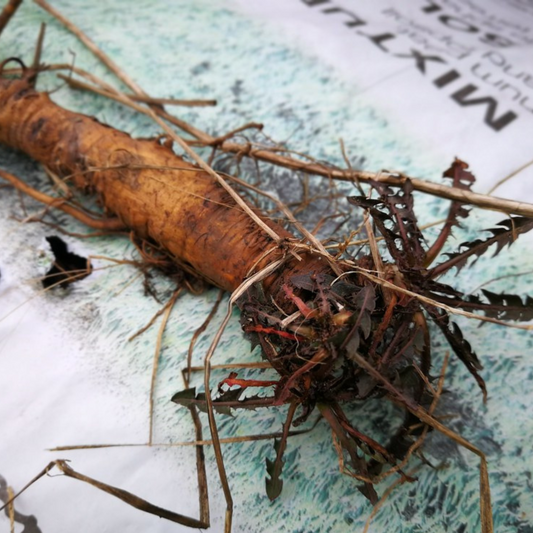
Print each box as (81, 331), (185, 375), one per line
(43, 235), (91, 289)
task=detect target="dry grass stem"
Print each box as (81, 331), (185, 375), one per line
(7, 486), (15, 533)
(126, 94), (217, 107)
(34, 0), (145, 96)
(185, 290), (224, 387)
(112, 271), (144, 298)
(186, 362), (272, 373)
(42, 165), (71, 196)
(148, 288), (182, 445)
(50, 428), (310, 451)
(0, 462), (56, 514)
(53, 460), (208, 527)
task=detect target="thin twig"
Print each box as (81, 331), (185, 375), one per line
(0, 0), (22, 36)
(223, 173), (342, 275)
(112, 271), (144, 298)
(42, 165), (71, 196)
(31, 23), (46, 75)
(323, 217), (446, 250)
(189, 401), (210, 527)
(364, 355), (450, 488)
(339, 137), (364, 195)
(218, 138), (533, 217)
(208, 122), (263, 145)
(364, 215), (384, 279)
(126, 94), (217, 107)
(0, 169), (126, 231)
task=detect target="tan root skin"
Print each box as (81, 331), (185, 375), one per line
(0, 77), (300, 292)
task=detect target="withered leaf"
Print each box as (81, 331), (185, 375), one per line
(171, 387), (233, 416)
(344, 285), (376, 361)
(345, 330), (360, 356)
(171, 387), (271, 416)
(424, 307), (486, 397)
(349, 179), (426, 269)
(430, 216), (533, 278)
(360, 311), (372, 339)
(265, 402), (298, 502)
(441, 158), (475, 228)
(289, 273), (315, 292)
(435, 289), (533, 322)
(265, 438), (284, 501)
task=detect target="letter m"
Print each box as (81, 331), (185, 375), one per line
(451, 84), (517, 131)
